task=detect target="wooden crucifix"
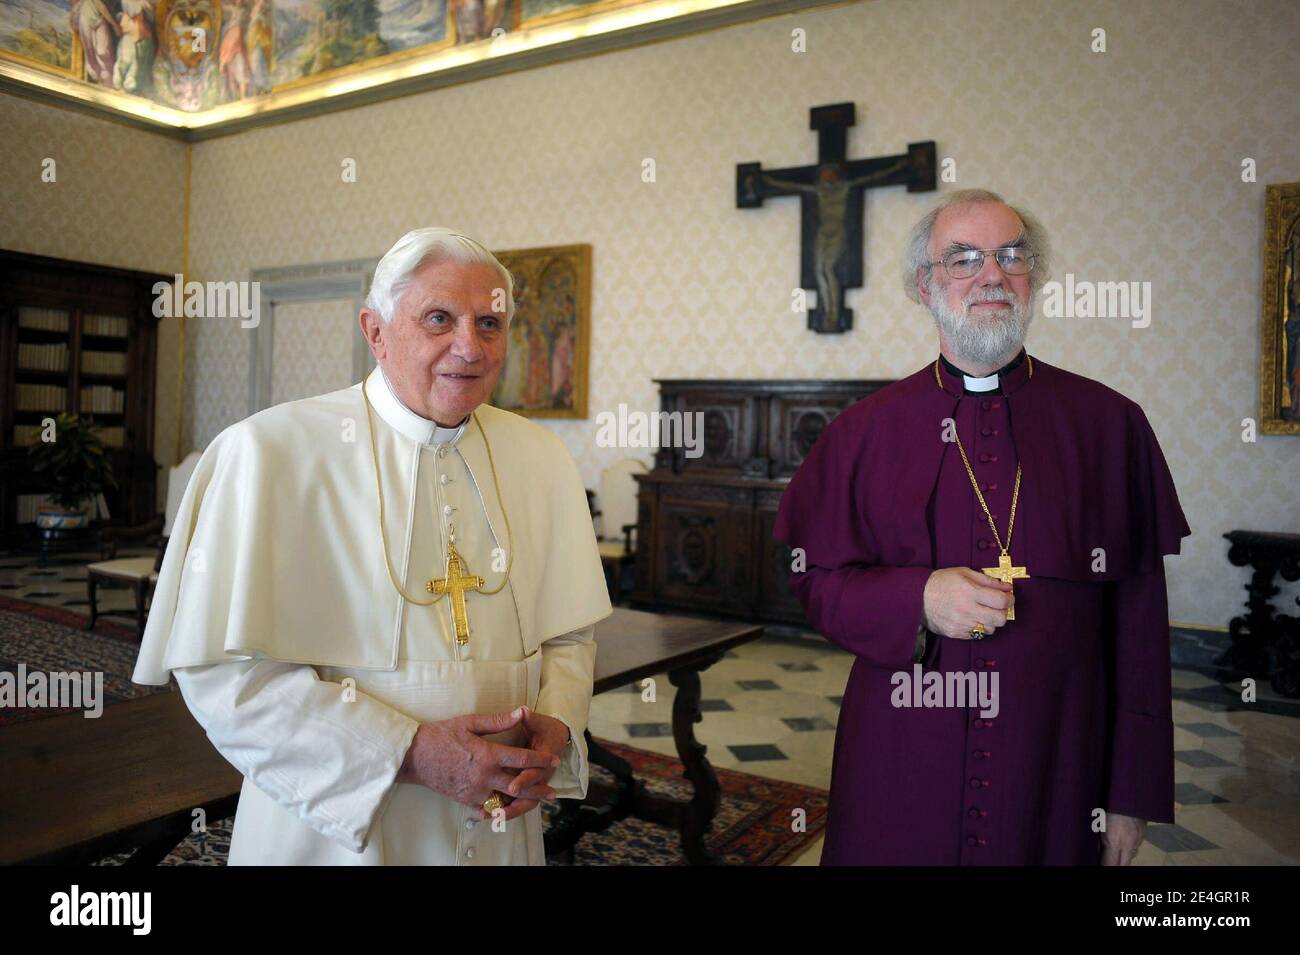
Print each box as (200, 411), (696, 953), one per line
(737, 103), (936, 333)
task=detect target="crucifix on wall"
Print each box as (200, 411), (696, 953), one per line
(737, 103), (937, 333)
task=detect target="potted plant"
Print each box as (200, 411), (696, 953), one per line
(28, 413), (117, 529)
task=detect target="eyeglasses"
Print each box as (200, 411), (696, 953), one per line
(930, 247), (1039, 280)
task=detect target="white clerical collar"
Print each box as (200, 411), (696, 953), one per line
(963, 373), (1000, 393)
(365, 366), (469, 448)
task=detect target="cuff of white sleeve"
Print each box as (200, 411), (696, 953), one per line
(546, 715), (588, 801)
(335, 714), (420, 853)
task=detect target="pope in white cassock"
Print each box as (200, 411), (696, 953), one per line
(132, 228), (612, 865)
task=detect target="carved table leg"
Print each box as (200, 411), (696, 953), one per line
(667, 654), (723, 865)
(542, 651), (731, 864)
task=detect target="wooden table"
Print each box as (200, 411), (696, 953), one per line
(0, 689), (241, 866)
(547, 607), (764, 865)
(0, 608), (762, 865)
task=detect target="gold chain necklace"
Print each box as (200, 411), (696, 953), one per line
(362, 377), (514, 606)
(934, 356), (1033, 619)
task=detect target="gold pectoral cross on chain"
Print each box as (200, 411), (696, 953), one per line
(426, 541), (485, 645)
(982, 552), (1029, 620)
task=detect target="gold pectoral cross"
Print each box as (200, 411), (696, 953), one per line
(427, 541), (485, 644)
(982, 552), (1029, 620)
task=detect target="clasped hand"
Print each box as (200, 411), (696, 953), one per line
(398, 705), (570, 822)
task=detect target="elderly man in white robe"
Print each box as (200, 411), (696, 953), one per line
(133, 228), (611, 865)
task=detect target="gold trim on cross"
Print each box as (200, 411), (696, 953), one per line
(982, 552), (1029, 621)
(427, 541), (485, 644)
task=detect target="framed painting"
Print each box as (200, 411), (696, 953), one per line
(1260, 182), (1300, 435)
(491, 243), (590, 419)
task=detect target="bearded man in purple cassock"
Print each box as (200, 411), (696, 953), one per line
(774, 189), (1189, 865)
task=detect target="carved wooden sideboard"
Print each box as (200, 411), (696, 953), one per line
(631, 378), (890, 626)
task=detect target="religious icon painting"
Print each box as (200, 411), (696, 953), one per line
(1259, 182), (1300, 435)
(490, 243), (591, 419)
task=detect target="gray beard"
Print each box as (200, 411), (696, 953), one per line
(929, 284), (1034, 368)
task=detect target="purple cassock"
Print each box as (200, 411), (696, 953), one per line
(773, 352), (1190, 865)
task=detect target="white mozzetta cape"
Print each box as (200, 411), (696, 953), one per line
(133, 368), (611, 683)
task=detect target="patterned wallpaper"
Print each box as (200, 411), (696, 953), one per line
(269, 297), (355, 403)
(0, 91), (188, 505)
(5, 0), (1299, 626)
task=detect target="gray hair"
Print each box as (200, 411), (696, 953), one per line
(902, 189), (1052, 303)
(366, 227), (515, 324)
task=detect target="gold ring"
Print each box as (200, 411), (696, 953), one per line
(482, 791), (506, 815)
(969, 624), (987, 640)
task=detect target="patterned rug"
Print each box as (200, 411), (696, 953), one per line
(0, 595), (166, 726)
(87, 744), (826, 866)
(2, 595), (827, 865)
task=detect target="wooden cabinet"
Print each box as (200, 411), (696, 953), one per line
(632, 378), (891, 626)
(0, 250), (164, 546)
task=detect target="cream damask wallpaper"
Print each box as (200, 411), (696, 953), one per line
(0, 93), (188, 503)
(269, 299), (357, 405)
(3, 0), (1298, 626)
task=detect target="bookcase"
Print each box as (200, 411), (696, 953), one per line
(0, 250), (164, 546)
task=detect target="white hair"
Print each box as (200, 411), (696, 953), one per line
(366, 227), (515, 324)
(902, 189), (1052, 303)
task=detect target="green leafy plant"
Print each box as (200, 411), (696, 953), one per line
(27, 413), (117, 511)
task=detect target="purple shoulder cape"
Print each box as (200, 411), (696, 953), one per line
(773, 357), (1190, 582)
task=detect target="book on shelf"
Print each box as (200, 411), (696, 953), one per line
(83, 314), (129, 337)
(79, 385), (125, 414)
(14, 383), (68, 412)
(16, 342), (70, 372)
(16, 307), (69, 332)
(80, 350), (128, 376)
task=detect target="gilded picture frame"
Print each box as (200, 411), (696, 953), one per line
(1259, 182), (1300, 435)
(491, 243), (591, 419)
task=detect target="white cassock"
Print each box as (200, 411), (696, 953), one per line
(132, 366), (612, 865)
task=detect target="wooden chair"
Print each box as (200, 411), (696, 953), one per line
(591, 458), (647, 604)
(86, 451), (202, 637)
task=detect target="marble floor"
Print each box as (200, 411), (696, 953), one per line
(3, 546), (1297, 866)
